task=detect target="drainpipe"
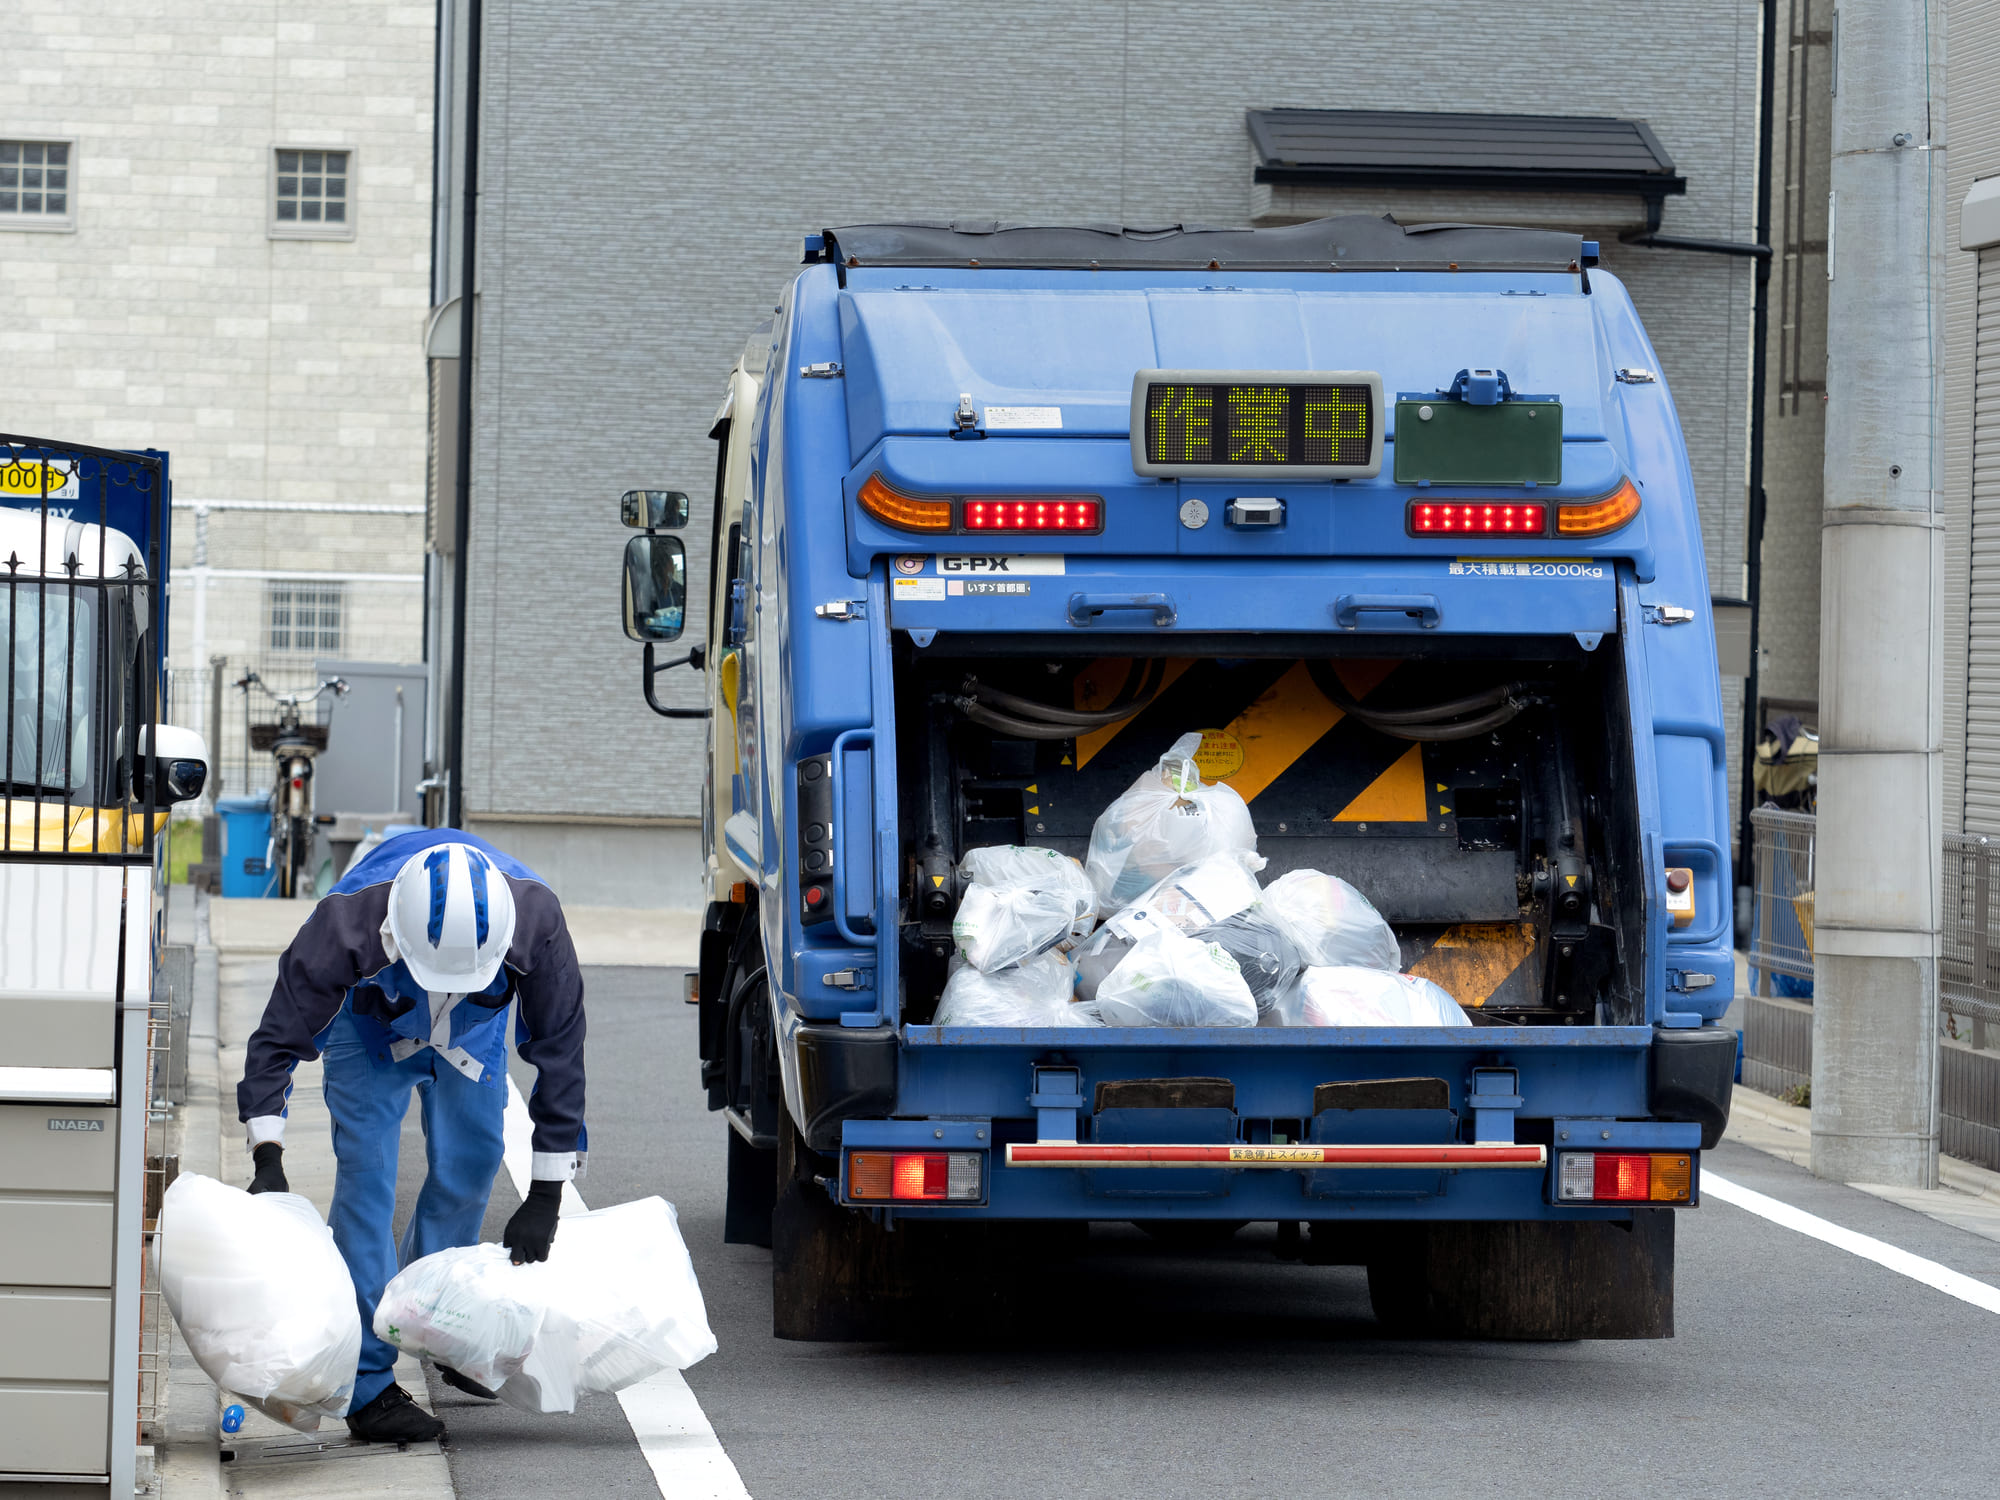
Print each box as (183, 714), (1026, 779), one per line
(445, 0), (481, 830)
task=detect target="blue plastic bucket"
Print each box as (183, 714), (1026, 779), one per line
(217, 795), (275, 898)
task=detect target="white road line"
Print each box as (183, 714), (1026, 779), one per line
(503, 1078), (752, 1500)
(1704, 1170), (2000, 1315)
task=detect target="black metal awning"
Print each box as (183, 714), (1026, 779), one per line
(1247, 108), (1685, 208)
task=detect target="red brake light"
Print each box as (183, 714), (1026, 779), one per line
(1408, 501), (1548, 536)
(1593, 1153), (1652, 1201)
(963, 498), (1102, 533)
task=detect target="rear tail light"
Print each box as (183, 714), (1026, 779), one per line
(857, 473), (953, 532)
(856, 472), (1105, 535)
(847, 1150), (983, 1201)
(963, 498), (1101, 532)
(1556, 1151), (1692, 1203)
(1408, 501), (1547, 536)
(1556, 477), (1643, 537)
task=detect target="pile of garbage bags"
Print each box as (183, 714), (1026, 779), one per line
(158, 1174), (362, 1432)
(375, 1196), (716, 1414)
(933, 734), (1471, 1030)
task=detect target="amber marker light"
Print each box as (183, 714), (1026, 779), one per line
(1556, 477), (1643, 537)
(857, 472), (953, 532)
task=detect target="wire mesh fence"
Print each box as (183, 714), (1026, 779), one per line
(1942, 834), (2000, 1038)
(1747, 807), (1816, 990)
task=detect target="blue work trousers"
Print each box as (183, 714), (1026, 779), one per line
(320, 1011), (506, 1409)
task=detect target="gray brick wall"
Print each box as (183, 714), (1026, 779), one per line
(458, 0), (1761, 826)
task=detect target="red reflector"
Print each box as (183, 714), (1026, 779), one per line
(1593, 1153), (1653, 1201)
(962, 498), (1102, 533)
(1408, 501), (1548, 535)
(891, 1152), (948, 1199)
(291, 777), (305, 789)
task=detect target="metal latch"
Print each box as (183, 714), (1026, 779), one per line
(1666, 970), (1718, 993)
(1644, 604), (1696, 625)
(825, 968), (874, 991)
(815, 599), (866, 621)
(1226, 496), (1285, 528)
(800, 361), (843, 379)
(1615, 367), (1658, 383)
(954, 392), (979, 431)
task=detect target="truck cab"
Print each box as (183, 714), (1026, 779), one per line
(622, 217), (1738, 1340)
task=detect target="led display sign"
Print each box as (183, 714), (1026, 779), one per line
(1129, 369), (1384, 479)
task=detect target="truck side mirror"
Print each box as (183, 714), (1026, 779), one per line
(137, 723), (209, 806)
(620, 489), (691, 530)
(623, 534), (687, 642)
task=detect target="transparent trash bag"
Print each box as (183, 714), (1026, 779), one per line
(1073, 850), (1266, 1003)
(1085, 732), (1258, 908)
(381, 1196), (717, 1417)
(934, 951), (1096, 1027)
(1260, 868), (1401, 972)
(372, 1244), (542, 1390)
(159, 1174), (361, 1432)
(1090, 923), (1258, 1028)
(1193, 904), (1303, 1017)
(952, 846), (1097, 972)
(1296, 965), (1471, 1027)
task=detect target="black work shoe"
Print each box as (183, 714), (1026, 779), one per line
(345, 1383), (444, 1444)
(436, 1364), (499, 1400)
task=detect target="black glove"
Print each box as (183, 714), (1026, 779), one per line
(248, 1142), (289, 1195)
(503, 1179), (562, 1264)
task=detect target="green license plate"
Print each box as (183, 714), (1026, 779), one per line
(1392, 399), (1563, 486)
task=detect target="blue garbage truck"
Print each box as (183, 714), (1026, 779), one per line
(620, 216), (1738, 1339)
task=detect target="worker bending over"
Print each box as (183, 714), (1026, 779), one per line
(236, 830), (587, 1443)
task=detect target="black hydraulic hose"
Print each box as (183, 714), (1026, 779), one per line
(956, 700), (1091, 741)
(1306, 661), (1533, 742)
(961, 657), (1164, 728)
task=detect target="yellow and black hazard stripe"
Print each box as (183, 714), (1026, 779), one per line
(1401, 922), (1541, 1009)
(1061, 657), (1446, 828)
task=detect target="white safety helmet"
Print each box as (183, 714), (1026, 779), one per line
(387, 841), (517, 993)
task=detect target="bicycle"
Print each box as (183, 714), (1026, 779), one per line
(237, 672), (349, 898)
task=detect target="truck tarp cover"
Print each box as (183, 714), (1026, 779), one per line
(818, 215), (1584, 273)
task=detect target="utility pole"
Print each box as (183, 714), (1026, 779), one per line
(1812, 0), (1945, 1186)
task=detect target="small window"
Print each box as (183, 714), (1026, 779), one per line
(267, 582), (344, 654)
(270, 148), (353, 240)
(0, 140), (75, 231)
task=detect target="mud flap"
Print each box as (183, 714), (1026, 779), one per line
(1366, 1208), (1674, 1340)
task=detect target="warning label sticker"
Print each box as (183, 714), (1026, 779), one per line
(893, 578), (945, 602)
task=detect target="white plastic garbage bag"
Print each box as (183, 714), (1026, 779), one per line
(1296, 965), (1471, 1027)
(159, 1174), (361, 1432)
(1071, 850), (1266, 1002)
(1261, 869), (1402, 972)
(1085, 733), (1258, 907)
(370, 1244), (541, 1390)
(1090, 923), (1258, 1028)
(952, 846), (1097, 971)
(934, 951), (1096, 1027)
(495, 1198), (717, 1414)
(377, 1196), (716, 1417)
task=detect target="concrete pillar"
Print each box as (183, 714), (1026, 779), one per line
(1811, 0), (1945, 1186)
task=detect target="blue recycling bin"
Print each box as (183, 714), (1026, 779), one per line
(216, 795), (276, 898)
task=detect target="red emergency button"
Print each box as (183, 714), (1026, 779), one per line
(804, 885), (825, 908)
(1666, 868), (1691, 893)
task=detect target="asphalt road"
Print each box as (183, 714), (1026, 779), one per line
(425, 968), (2000, 1500)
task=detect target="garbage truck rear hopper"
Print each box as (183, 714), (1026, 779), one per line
(618, 216), (1737, 1340)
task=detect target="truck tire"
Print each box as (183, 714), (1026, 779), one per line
(770, 1115), (914, 1341)
(1366, 1211), (1674, 1340)
(724, 1125), (776, 1248)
